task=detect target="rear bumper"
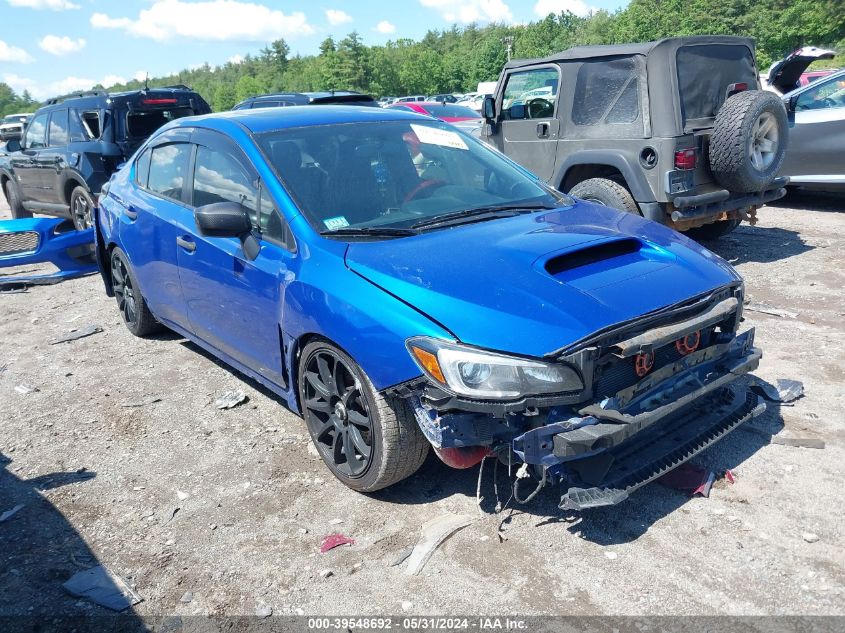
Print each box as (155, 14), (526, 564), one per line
(670, 177), (789, 222)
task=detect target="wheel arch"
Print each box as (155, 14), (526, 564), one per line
(555, 152), (654, 202)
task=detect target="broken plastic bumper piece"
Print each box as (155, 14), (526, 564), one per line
(513, 329), (763, 510)
(0, 218), (96, 289)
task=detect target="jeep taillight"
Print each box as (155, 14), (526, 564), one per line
(674, 148), (696, 170)
(725, 82), (748, 99)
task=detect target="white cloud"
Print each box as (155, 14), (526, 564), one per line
(533, 0), (594, 17)
(375, 20), (396, 34)
(0, 39), (33, 63)
(91, 0), (314, 42)
(419, 0), (513, 24)
(228, 54), (244, 64)
(6, 0), (80, 9)
(134, 70), (150, 82)
(325, 9), (352, 26)
(38, 34), (86, 56)
(2, 73), (128, 100)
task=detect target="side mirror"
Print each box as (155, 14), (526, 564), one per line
(509, 103), (526, 120)
(194, 201), (252, 238)
(5, 138), (21, 152)
(786, 94), (799, 112)
(482, 95), (496, 121)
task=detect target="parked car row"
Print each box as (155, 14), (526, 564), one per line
(0, 112), (32, 141)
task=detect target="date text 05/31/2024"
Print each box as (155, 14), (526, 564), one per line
(307, 617), (528, 630)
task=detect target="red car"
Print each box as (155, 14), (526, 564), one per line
(387, 101), (481, 130)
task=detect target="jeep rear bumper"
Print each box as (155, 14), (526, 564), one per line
(669, 177), (788, 223)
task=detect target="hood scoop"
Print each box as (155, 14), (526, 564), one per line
(542, 237), (674, 292)
(544, 238), (641, 276)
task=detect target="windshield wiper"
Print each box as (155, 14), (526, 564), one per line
(410, 203), (557, 230)
(319, 227), (418, 238)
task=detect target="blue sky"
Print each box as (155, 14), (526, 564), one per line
(0, 0), (628, 100)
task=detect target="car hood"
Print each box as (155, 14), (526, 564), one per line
(767, 46), (836, 94)
(345, 203), (739, 357)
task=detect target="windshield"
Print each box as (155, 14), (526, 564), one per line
(257, 120), (570, 234)
(421, 104), (481, 119)
(3, 115), (27, 124)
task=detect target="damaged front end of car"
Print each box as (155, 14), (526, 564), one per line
(390, 283), (764, 511)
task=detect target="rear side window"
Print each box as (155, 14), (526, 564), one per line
(135, 147), (152, 187)
(126, 107), (194, 139)
(81, 111), (101, 139)
(252, 101), (282, 109)
(24, 113), (48, 149)
(148, 143), (191, 202)
(48, 110), (69, 147)
(572, 58), (639, 126)
(68, 110), (88, 142)
(192, 145), (259, 218)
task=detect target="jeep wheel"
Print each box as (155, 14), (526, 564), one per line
(569, 178), (640, 214)
(686, 218), (741, 241)
(298, 340), (429, 493)
(70, 186), (95, 230)
(3, 179), (32, 219)
(709, 91), (788, 193)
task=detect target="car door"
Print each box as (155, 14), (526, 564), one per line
(118, 128), (194, 330)
(37, 109), (70, 205)
(487, 66), (561, 181)
(177, 129), (292, 386)
(781, 74), (845, 184)
(11, 111), (49, 200)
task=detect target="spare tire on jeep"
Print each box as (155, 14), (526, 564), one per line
(708, 90), (788, 193)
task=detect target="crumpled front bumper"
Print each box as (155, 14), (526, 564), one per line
(512, 329), (763, 510)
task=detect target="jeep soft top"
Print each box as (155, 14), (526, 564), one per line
(482, 36), (789, 238)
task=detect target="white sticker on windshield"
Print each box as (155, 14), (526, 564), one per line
(323, 216), (350, 230)
(410, 124), (468, 150)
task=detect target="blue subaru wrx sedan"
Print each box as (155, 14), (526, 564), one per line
(95, 106), (764, 510)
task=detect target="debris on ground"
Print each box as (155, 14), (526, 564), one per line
(744, 302), (798, 319)
(405, 513), (474, 576)
(658, 463), (716, 497)
(121, 396), (162, 408)
(389, 546), (414, 567)
(771, 436), (825, 449)
(750, 377), (804, 403)
(62, 565), (143, 611)
(48, 325), (103, 345)
(255, 603), (272, 618)
(179, 591), (193, 603)
(725, 469), (736, 484)
(0, 504), (24, 523)
(14, 384), (38, 394)
(319, 569), (334, 578)
(802, 532), (820, 543)
(319, 534), (355, 553)
(176, 490), (190, 501)
(604, 551), (618, 560)
(214, 389), (247, 410)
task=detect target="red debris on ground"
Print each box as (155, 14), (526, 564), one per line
(658, 463), (716, 498)
(319, 534), (355, 553)
(725, 469), (736, 484)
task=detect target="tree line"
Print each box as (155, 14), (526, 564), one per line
(1, 0), (843, 115)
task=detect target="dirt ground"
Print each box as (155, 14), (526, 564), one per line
(1, 192), (843, 620)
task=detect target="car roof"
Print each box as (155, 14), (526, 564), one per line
(181, 105), (431, 134)
(504, 35), (755, 69)
(36, 86), (202, 111)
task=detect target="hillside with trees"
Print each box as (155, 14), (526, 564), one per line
(2, 0), (843, 114)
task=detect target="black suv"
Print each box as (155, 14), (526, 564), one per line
(232, 91), (378, 110)
(0, 86), (211, 229)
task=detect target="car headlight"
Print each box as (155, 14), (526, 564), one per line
(406, 337), (583, 400)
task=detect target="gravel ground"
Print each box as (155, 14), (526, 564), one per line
(1, 193), (843, 619)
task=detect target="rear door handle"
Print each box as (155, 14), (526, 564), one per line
(176, 236), (196, 252)
(536, 122), (550, 138)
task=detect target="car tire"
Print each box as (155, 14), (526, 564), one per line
(569, 178), (640, 214)
(110, 247), (162, 337)
(4, 179), (33, 219)
(298, 339), (429, 492)
(686, 218), (741, 241)
(709, 90), (788, 193)
(70, 186), (95, 230)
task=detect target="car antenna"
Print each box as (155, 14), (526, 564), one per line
(144, 73), (149, 92)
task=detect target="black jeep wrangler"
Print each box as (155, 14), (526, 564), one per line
(481, 36), (789, 238)
(0, 86), (211, 229)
